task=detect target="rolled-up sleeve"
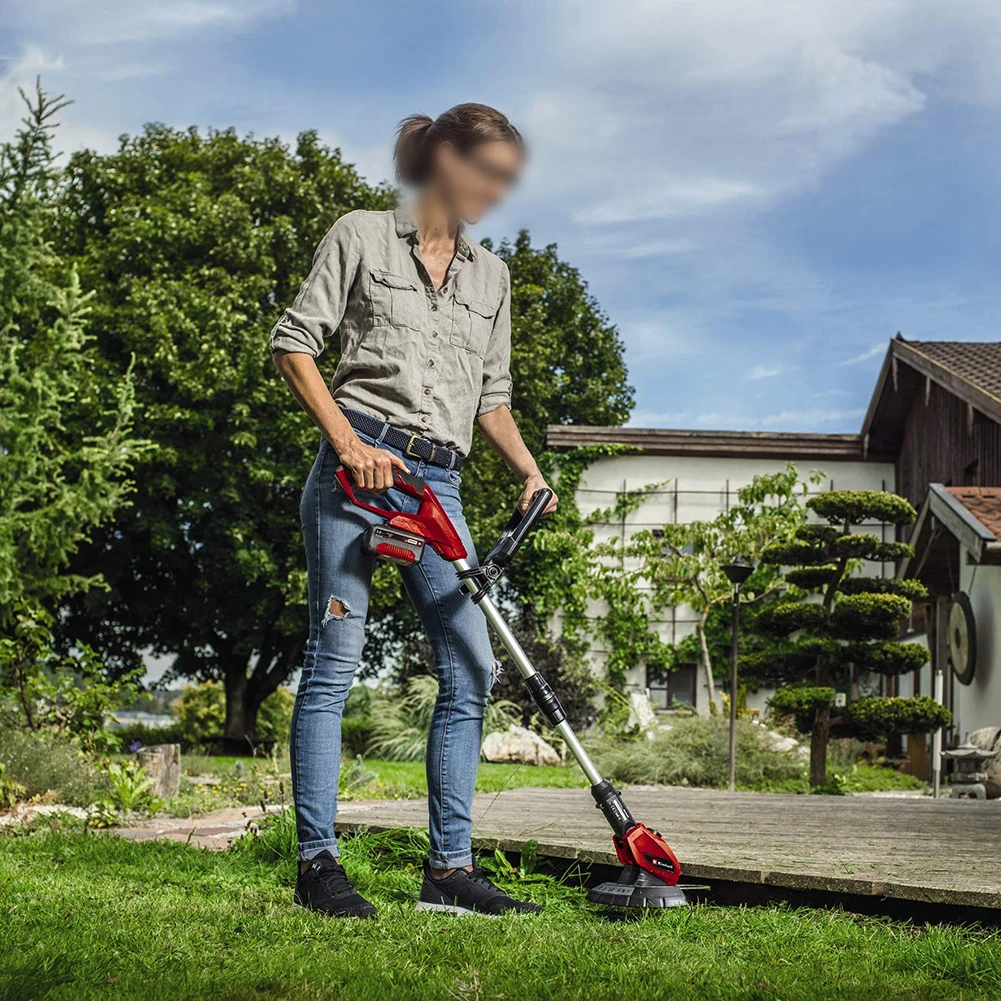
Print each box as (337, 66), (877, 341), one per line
(478, 265), (513, 415)
(269, 215), (360, 357)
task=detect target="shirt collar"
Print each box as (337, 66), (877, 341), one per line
(394, 203), (475, 261)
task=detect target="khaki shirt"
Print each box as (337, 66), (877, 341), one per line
(270, 205), (512, 456)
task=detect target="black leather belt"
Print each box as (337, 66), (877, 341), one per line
(341, 408), (464, 472)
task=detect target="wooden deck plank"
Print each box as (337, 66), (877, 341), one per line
(334, 786), (1001, 909)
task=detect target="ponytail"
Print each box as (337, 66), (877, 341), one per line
(393, 104), (523, 186)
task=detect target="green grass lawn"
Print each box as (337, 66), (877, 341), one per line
(172, 754), (922, 817)
(2, 816), (999, 1001)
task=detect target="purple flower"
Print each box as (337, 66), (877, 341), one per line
(128, 739), (142, 752)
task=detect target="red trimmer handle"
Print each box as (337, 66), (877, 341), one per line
(333, 465), (426, 510)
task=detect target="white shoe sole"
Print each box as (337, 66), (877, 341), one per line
(415, 901), (498, 917)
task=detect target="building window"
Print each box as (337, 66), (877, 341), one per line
(648, 665), (697, 710)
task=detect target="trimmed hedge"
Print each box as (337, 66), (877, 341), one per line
(768, 685), (836, 731)
(758, 601), (828, 637)
(795, 525), (841, 544)
(808, 490), (917, 526)
(844, 641), (929, 675)
(843, 696), (951, 740)
(831, 592), (911, 640)
(739, 651), (816, 683)
(838, 576), (929, 600)
(760, 541), (829, 566)
(784, 565), (839, 590)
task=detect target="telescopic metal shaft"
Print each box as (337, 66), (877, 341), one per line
(454, 558), (604, 787)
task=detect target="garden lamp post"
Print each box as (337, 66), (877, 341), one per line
(722, 557), (754, 793)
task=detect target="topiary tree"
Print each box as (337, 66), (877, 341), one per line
(751, 490), (950, 786)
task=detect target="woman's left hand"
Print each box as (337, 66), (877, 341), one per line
(518, 473), (558, 516)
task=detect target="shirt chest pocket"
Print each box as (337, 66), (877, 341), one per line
(369, 269), (423, 330)
(451, 288), (497, 357)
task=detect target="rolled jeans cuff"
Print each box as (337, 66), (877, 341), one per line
(299, 838), (341, 861)
(429, 849), (474, 869)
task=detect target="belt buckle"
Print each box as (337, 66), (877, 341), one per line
(405, 434), (423, 460)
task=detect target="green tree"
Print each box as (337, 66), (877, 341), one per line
(53, 128), (632, 742)
(0, 83), (144, 744)
(609, 466), (817, 703)
(0, 84), (141, 625)
(52, 124), (395, 744)
(754, 490), (950, 786)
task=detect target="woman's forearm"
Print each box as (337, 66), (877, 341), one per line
(476, 406), (539, 482)
(273, 350), (407, 490)
(477, 406), (558, 513)
(273, 350), (358, 452)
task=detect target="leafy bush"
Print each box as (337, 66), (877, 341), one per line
(843, 696), (952, 740)
(112, 722), (188, 752)
(838, 577), (928, 599)
(768, 686), (837, 732)
(808, 490), (917, 526)
(103, 761), (163, 814)
(831, 592), (911, 640)
(760, 541), (828, 566)
(846, 641), (929, 675)
(784, 565), (839, 589)
(758, 601), (828, 636)
(367, 675), (521, 762)
(0, 606), (143, 752)
(173, 682), (294, 746)
(0, 728), (107, 806)
(594, 716), (806, 790)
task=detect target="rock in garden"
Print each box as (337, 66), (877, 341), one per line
(481, 725), (561, 767)
(627, 692), (660, 739)
(968, 726), (1001, 799)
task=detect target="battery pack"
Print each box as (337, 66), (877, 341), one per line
(363, 524), (425, 566)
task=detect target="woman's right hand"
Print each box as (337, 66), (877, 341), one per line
(337, 437), (409, 492)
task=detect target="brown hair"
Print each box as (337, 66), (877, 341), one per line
(394, 103), (523, 185)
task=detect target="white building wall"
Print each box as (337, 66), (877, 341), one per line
(572, 451), (896, 714)
(953, 560), (1001, 737)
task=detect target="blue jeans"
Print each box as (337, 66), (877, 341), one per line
(290, 431), (496, 867)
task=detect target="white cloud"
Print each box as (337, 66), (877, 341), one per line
(748, 364), (784, 380)
(836, 343), (887, 367)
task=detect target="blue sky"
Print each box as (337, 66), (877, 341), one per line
(3, 0), (1000, 432)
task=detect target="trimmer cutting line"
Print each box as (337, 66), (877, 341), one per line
(336, 464), (694, 909)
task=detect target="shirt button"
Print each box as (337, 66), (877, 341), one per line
(421, 415), (429, 423)
(431, 305), (438, 312)
(424, 388), (431, 396)
(427, 359), (434, 367)
(431, 331), (438, 338)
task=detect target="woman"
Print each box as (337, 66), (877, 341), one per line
(271, 103), (557, 919)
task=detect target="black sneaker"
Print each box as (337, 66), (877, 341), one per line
(294, 851), (377, 919)
(416, 861), (541, 916)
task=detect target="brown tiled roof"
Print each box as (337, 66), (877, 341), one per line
(945, 486), (1001, 540)
(905, 341), (1001, 404)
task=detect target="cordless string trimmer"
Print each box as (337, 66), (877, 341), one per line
(336, 465), (688, 909)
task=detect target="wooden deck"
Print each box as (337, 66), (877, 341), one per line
(335, 786), (1001, 911)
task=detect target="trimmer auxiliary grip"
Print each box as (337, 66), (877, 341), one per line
(457, 487), (554, 603)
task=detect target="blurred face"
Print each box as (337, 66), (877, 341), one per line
(431, 139), (523, 224)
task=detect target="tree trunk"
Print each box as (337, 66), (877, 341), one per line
(223, 666), (256, 744)
(135, 744), (181, 799)
(810, 707), (831, 787)
(698, 618), (718, 711)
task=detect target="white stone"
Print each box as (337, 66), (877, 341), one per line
(627, 692), (660, 739)
(763, 729), (810, 760)
(0, 804), (89, 828)
(481, 725), (561, 767)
